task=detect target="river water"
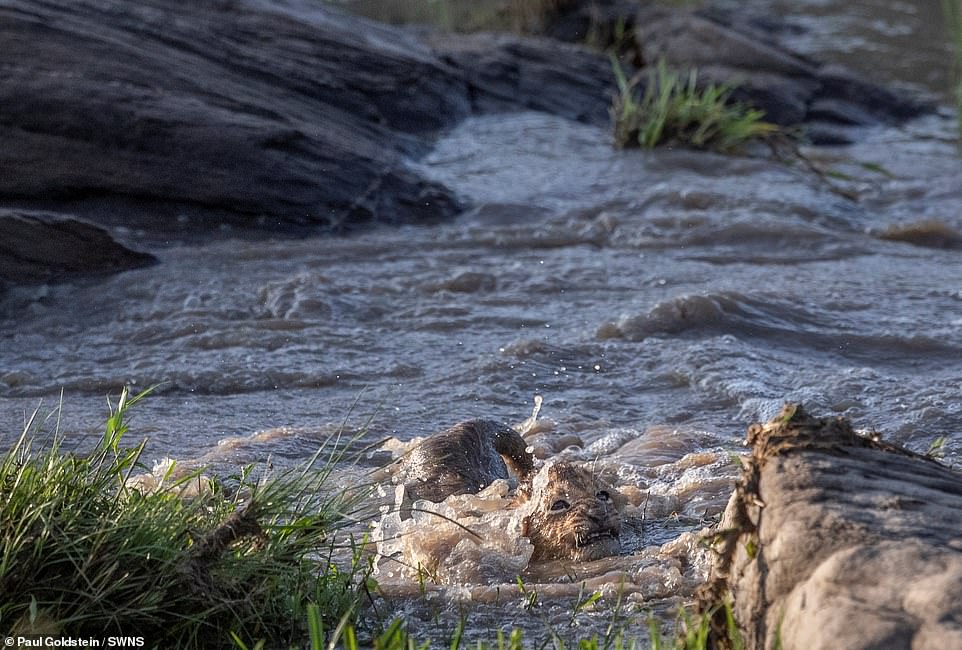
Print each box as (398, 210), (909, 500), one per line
(2, 0), (961, 644)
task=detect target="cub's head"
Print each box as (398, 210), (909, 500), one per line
(521, 461), (623, 562)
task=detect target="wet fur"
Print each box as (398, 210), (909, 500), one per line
(395, 419), (534, 503)
(521, 461), (623, 562)
(393, 420), (623, 561)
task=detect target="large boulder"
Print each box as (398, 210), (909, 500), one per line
(0, 0), (623, 286)
(0, 0), (621, 238)
(700, 404), (962, 649)
(0, 0), (473, 233)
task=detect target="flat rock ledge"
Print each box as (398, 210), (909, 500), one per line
(699, 404), (962, 650)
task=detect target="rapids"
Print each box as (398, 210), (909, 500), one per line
(2, 0), (961, 643)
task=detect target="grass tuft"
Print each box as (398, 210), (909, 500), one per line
(0, 388), (374, 648)
(611, 58), (778, 153)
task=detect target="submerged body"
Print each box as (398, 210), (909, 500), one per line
(392, 419), (623, 561)
(394, 419), (535, 502)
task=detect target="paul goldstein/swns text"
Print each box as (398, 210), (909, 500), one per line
(6, 637), (145, 648)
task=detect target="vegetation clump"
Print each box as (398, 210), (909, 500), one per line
(611, 59), (778, 153)
(0, 388), (372, 648)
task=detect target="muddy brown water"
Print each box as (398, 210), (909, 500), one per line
(2, 0), (961, 644)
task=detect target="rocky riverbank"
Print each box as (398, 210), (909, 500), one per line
(0, 0), (934, 290)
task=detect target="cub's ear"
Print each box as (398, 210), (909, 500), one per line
(593, 476), (624, 505)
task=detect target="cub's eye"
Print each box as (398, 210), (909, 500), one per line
(596, 490), (611, 501)
(550, 499), (570, 512)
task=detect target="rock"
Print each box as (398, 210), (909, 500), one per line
(428, 32), (615, 127)
(0, 211), (154, 287)
(699, 404), (962, 650)
(0, 0), (473, 233)
(0, 0), (621, 239)
(632, 7), (930, 143)
(537, 0), (642, 53)
(638, 8), (815, 77)
(0, 0), (932, 255)
(536, 2), (929, 143)
(0, 0), (620, 288)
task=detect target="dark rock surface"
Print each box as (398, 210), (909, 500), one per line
(536, 1), (930, 143)
(429, 32), (614, 127)
(0, 0), (615, 285)
(634, 7), (930, 144)
(0, 0), (470, 234)
(0, 0), (617, 239)
(0, 211), (154, 287)
(0, 0), (933, 286)
(700, 405), (962, 649)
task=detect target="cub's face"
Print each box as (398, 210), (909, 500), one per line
(523, 462), (623, 562)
